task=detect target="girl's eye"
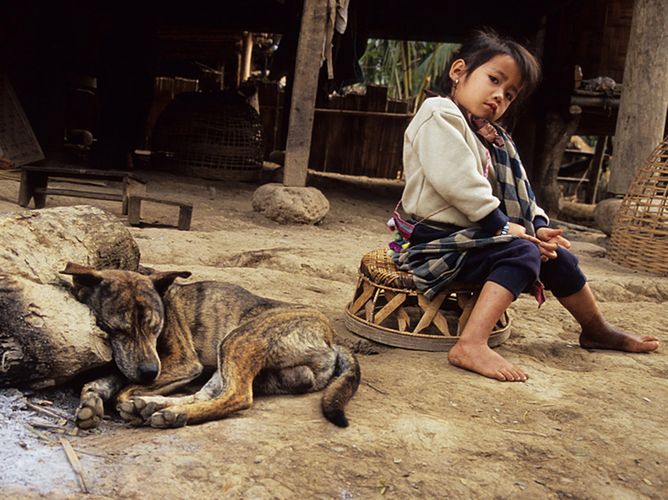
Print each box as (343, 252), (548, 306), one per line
(489, 75), (499, 84)
(506, 92), (515, 102)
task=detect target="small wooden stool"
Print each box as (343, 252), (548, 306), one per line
(127, 195), (193, 231)
(18, 165), (146, 213)
(344, 249), (511, 351)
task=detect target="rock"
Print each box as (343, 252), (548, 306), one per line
(252, 183), (329, 224)
(593, 198), (623, 236)
(0, 205), (139, 388)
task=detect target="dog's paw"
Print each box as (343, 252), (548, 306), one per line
(148, 408), (189, 428)
(117, 396), (170, 425)
(76, 392), (105, 430)
(116, 399), (147, 426)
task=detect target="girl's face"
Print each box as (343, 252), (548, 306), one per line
(449, 54), (523, 121)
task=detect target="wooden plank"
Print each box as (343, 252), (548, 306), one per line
(34, 188), (124, 202)
(128, 195), (191, 208)
(21, 165), (144, 182)
(282, 0), (328, 187)
(587, 136), (608, 203)
(315, 108), (412, 118)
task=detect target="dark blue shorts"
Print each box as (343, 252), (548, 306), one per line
(457, 239), (587, 299)
(410, 224), (587, 299)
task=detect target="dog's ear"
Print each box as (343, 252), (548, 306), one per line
(150, 271), (191, 296)
(60, 262), (104, 287)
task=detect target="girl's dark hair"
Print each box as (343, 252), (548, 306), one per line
(434, 28), (542, 107)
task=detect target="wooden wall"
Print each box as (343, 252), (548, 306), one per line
(259, 83), (413, 179)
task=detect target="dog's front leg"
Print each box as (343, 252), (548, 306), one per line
(76, 372), (126, 429)
(116, 358), (203, 425)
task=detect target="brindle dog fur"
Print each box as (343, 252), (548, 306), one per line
(61, 263), (361, 429)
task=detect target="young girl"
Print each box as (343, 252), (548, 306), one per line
(393, 29), (659, 382)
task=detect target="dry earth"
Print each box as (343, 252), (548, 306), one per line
(0, 169), (666, 499)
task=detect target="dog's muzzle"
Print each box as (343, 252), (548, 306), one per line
(138, 362), (159, 383)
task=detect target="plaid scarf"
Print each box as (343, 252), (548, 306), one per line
(392, 109), (543, 302)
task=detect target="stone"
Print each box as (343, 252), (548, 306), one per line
(593, 198), (623, 236)
(0, 205), (139, 388)
(252, 183), (329, 224)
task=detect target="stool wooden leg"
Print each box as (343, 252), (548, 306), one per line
(178, 205), (193, 230)
(414, 292), (447, 334)
(18, 170), (32, 207)
(457, 292), (479, 335)
(374, 291), (406, 325)
(127, 197), (142, 226)
(351, 281), (374, 315)
(18, 171), (48, 208)
(385, 291), (410, 331)
(122, 178), (147, 215)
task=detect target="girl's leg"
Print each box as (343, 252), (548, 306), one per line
(447, 239), (540, 381)
(541, 247), (658, 352)
(557, 284), (659, 352)
(448, 280), (528, 381)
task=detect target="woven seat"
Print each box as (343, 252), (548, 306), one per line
(345, 249), (511, 351)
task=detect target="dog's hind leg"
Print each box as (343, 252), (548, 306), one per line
(253, 366), (317, 395)
(130, 370), (225, 421)
(143, 325), (270, 428)
(146, 366), (256, 428)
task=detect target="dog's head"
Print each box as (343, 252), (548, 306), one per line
(61, 263), (191, 384)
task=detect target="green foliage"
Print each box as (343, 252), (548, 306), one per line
(360, 39), (460, 103)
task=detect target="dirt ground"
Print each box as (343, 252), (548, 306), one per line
(0, 168), (666, 499)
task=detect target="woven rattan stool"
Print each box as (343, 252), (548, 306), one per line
(609, 136), (668, 275)
(344, 249), (511, 351)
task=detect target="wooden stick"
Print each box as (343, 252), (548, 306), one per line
(30, 420), (68, 432)
(503, 429), (549, 438)
(26, 425), (58, 444)
(60, 437), (89, 494)
(365, 381), (389, 395)
(26, 402), (74, 422)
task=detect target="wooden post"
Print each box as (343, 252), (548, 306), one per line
(608, 0), (668, 195)
(534, 105), (582, 217)
(241, 32), (254, 82)
(283, 0), (328, 187)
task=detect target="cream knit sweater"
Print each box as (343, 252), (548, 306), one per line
(401, 97), (503, 228)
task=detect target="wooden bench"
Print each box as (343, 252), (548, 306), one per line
(18, 165), (146, 215)
(127, 195), (193, 231)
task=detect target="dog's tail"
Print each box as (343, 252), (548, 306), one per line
(321, 345), (361, 427)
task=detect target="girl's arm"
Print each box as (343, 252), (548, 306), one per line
(411, 110), (502, 227)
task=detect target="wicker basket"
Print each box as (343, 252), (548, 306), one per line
(344, 249), (511, 351)
(151, 91), (263, 181)
(608, 136), (668, 275)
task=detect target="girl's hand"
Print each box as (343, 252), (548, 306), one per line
(536, 227), (571, 249)
(507, 223), (559, 261)
(535, 227), (570, 261)
(507, 222), (541, 245)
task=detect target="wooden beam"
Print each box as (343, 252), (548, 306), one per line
(608, 0), (668, 195)
(241, 32), (253, 81)
(283, 0), (328, 187)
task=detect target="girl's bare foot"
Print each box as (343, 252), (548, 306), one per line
(448, 341), (528, 381)
(579, 322), (659, 352)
